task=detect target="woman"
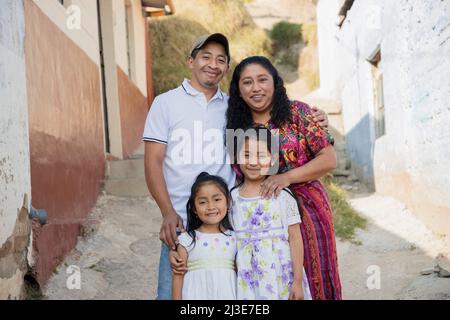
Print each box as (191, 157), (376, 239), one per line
(226, 56), (342, 300)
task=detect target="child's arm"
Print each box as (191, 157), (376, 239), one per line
(172, 244), (188, 300)
(288, 224), (305, 300)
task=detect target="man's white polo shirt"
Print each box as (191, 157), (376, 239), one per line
(143, 79), (236, 227)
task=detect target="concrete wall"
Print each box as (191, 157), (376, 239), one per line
(25, 0), (105, 286)
(0, 0), (32, 299)
(316, 0), (450, 236)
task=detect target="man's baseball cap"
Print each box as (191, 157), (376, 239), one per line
(190, 33), (230, 63)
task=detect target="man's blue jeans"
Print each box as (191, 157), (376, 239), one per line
(156, 243), (172, 300)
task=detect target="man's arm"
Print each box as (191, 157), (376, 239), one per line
(145, 141), (184, 250)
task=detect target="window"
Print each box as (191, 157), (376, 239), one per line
(368, 48), (385, 138)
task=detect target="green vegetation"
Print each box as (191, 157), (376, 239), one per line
(148, 0), (271, 96)
(270, 21), (303, 50)
(323, 175), (367, 244)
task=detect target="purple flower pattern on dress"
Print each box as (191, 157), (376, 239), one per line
(234, 195), (305, 300)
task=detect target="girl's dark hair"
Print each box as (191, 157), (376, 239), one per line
(185, 172), (233, 247)
(228, 126), (304, 219)
(226, 56), (291, 131)
(229, 125), (279, 188)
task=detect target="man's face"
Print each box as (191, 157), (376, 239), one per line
(188, 42), (229, 90)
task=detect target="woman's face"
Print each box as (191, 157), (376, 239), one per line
(238, 63), (275, 116)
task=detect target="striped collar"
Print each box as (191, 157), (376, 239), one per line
(181, 78), (225, 101)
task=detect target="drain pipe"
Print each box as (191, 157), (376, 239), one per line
(29, 206), (47, 225)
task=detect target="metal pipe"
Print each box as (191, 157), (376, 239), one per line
(29, 206), (47, 225)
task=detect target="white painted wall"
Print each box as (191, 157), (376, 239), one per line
(0, 0), (31, 299)
(0, 0), (31, 247)
(317, 0), (450, 236)
(374, 0), (450, 235)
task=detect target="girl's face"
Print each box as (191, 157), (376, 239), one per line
(194, 183), (228, 226)
(238, 63), (275, 116)
(239, 138), (272, 181)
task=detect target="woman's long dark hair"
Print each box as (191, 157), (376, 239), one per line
(226, 56), (291, 131)
(185, 172), (233, 248)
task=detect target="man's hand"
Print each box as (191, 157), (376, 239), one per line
(169, 250), (187, 275)
(311, 106), (329, 128)
(289, 280), (305, 300)
(160, 210), (185, 250)
(260, 173), (290, 199)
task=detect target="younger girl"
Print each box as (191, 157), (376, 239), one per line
(172, 172), (237, 300)
(231, 127), (311, 300)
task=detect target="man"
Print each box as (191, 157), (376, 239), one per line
(143, 33), (329, 300)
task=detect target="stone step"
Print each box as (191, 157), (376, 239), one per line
(106, 157), (145, 180)
(104, 177), (149, 197)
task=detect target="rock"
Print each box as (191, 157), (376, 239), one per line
(437, 267), (450, 278)
(420, 268), (435, 276)
(333, 169), (351, 177)
(80, 219), (100, 238)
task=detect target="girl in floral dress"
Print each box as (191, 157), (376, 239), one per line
(230, 127), (311, 300)
(172, 172), (237, 300)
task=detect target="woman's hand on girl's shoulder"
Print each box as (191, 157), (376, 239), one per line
(289, 280), (305, 300)
(260, 173), (291, 199)
(169, 248), (187, 275)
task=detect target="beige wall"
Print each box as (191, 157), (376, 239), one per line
(113, 0), (129, 75)
(33, 0), (101, 65)
(127, 0), (149, 96)
(112, 0), (148, 96)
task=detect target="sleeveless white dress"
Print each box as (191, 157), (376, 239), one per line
(230, 188), (312, 300)
(178, 229), (237, 300)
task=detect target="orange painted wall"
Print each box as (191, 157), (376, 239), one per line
(24, 1), (105, 286)
(117, 66), (149, 158)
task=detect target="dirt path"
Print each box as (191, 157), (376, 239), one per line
(337, 190), (450, 299)
(44, 194), (162, 299)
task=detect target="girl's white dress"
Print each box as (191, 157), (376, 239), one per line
(230, 188), (312, 300)
(178, 229), (237, 300)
